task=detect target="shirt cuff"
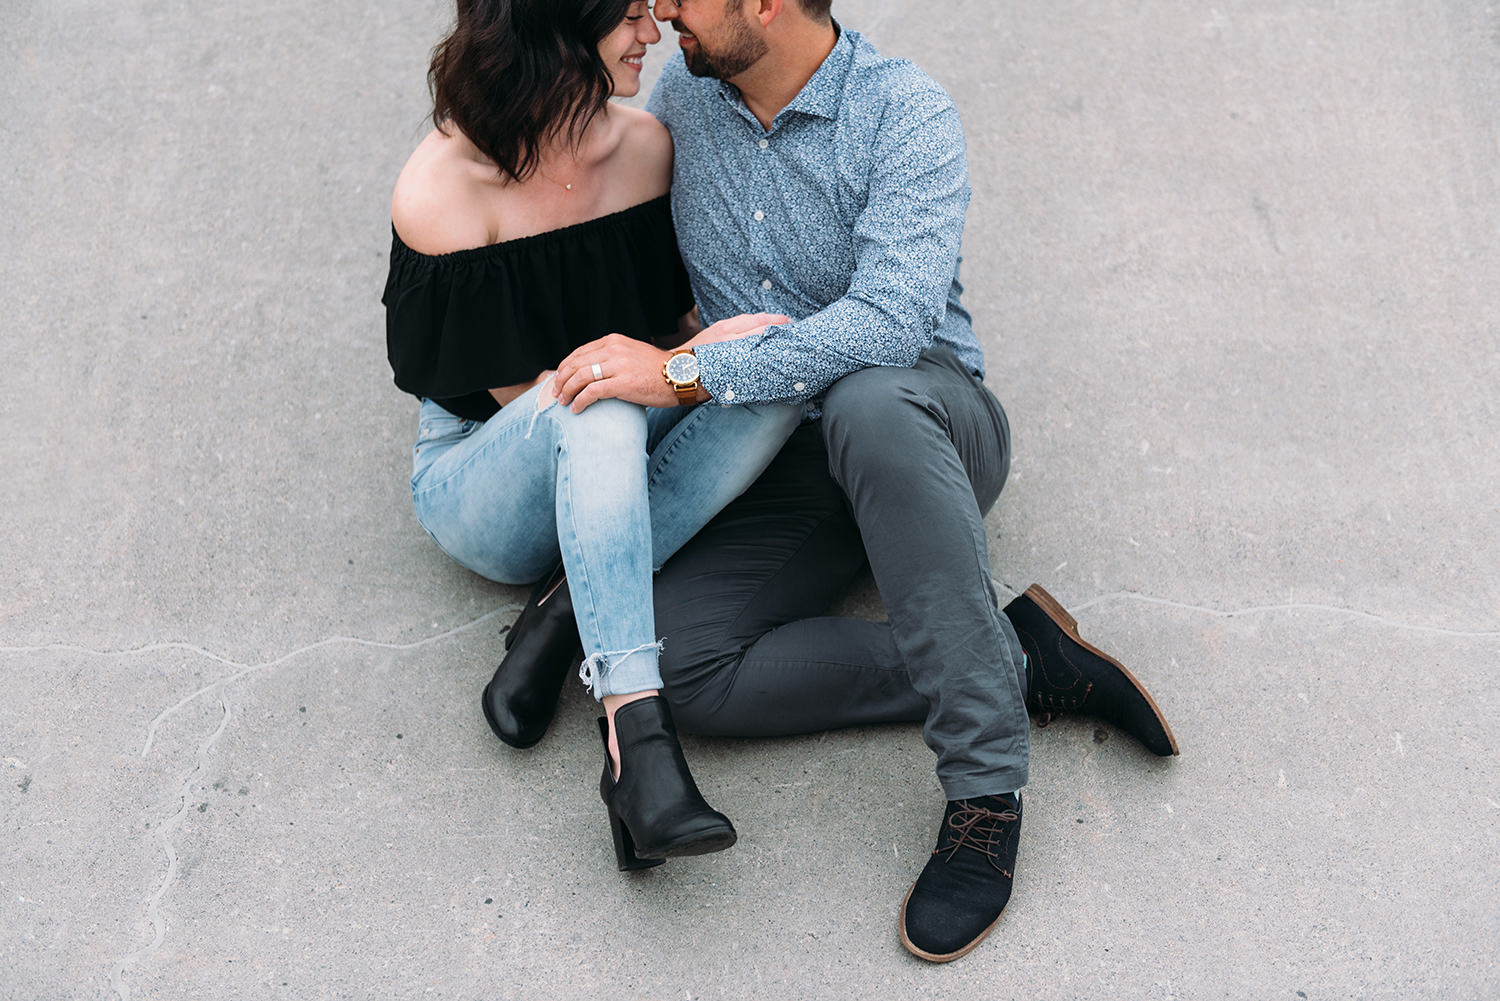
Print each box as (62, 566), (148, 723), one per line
(697, 328), (812, 405)
(695, 339), (748, 405)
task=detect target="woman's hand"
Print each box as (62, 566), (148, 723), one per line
(554, 313), (788, 413)
(686, 311), (790, 348)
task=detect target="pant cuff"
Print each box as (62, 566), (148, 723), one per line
(578, 640), (664, 700)
(938, 767), (1030, 803)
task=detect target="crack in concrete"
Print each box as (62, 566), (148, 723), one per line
(12, 587), (1494, 999)
(1067, 590), (1500, 639)
(109, 686), (229, 1001)
(139, 607), (515, 756)
(12, 604), (517, 1001)
(0, 606), (517, 755)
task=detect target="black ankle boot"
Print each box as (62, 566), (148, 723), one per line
(481, 564), (582, 749)
(597, 696), (736, 871)
(1004, 583), (1179, 756)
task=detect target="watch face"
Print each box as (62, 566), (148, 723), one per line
(665, 351), (700, 384)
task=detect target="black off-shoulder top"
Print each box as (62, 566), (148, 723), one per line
(383, 195), (695, 422)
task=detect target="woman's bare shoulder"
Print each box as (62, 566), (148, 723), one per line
(390, 128), (497, 254)
(608, 105), (673, 199)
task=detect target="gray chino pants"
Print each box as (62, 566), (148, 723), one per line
(653, 346), (1030, 799)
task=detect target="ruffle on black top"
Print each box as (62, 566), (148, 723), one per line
(383, 195), (695, 422)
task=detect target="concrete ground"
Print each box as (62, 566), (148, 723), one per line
(3, 0), (1498, 998)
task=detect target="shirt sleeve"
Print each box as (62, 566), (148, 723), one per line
(644, 57), (678, 129)
(697, 89), (970, 406)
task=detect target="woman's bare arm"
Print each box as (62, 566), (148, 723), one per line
(489, 370), (551, 408)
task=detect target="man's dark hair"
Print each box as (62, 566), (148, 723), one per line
(794, 0), (833, 22)
(428, 0), (633, 183)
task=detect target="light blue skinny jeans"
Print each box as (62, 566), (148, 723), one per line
(410, 382), (801, 700)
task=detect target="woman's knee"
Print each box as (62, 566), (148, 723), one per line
(412, 486), (559, 585)
(542, 396), (647, 457)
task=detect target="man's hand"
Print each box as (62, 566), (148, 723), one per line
(554, 313), (789, 412)
(553, 333), (676, 411)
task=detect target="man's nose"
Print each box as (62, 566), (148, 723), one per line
(652, 0), (678, 21)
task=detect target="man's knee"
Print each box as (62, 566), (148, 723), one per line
(823, 364), (922, 423)
(821, 365), (936, 476)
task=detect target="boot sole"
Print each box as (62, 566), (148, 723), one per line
(636, 827), (738, 862)
(898, 883), (1003, 963)
(1022, 583), (1179, 756)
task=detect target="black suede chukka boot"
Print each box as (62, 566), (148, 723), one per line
(1004, 583), (1179, 756)
(899, 793), (1022, 963)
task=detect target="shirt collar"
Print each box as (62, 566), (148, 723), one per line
(778, 21), (852, 122)
(714, 22), (854, 128)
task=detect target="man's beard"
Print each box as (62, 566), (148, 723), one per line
(677, 14), (768, 79)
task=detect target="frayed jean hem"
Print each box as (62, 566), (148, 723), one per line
(578, 640), (665, 700)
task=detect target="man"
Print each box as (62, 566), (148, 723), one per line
(555, 0), (1178, 962)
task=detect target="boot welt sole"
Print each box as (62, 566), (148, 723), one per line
(635, 828), (738, 861)
(898, 883), (1004, 963)
(1023, 583), (1180, 756)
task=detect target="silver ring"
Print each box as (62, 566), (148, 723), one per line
(591, 362), (603, 381)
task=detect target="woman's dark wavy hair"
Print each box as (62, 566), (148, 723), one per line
(429, 0), (633, 183)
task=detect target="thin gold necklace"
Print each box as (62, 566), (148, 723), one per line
(536, 160), (582, 192)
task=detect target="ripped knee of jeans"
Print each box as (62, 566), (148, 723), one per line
(577, 640), (664, 699)
(526, 375), (558, 439)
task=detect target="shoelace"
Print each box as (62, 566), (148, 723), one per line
(1019, 631), (1093, 727)
(1031, 682), (1093, 728)
(935, 801), (1019, 874)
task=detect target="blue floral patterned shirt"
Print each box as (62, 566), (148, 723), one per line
(646, 26), (982, 407)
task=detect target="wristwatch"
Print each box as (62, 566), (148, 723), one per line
(662, 348), (701, 406)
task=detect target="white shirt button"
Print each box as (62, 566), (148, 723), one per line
(723, 389), (736, 401)
(761, 279), (773, 290)
(758, 138), (769, 149)
(793, 382), (806, 392)
(753, 210), (765, 222)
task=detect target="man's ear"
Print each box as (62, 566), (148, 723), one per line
(754, 0), (784, 30)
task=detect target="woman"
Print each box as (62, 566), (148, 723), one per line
(382, 0), (799, 869)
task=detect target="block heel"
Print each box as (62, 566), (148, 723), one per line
(603, 781), (666, 871)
